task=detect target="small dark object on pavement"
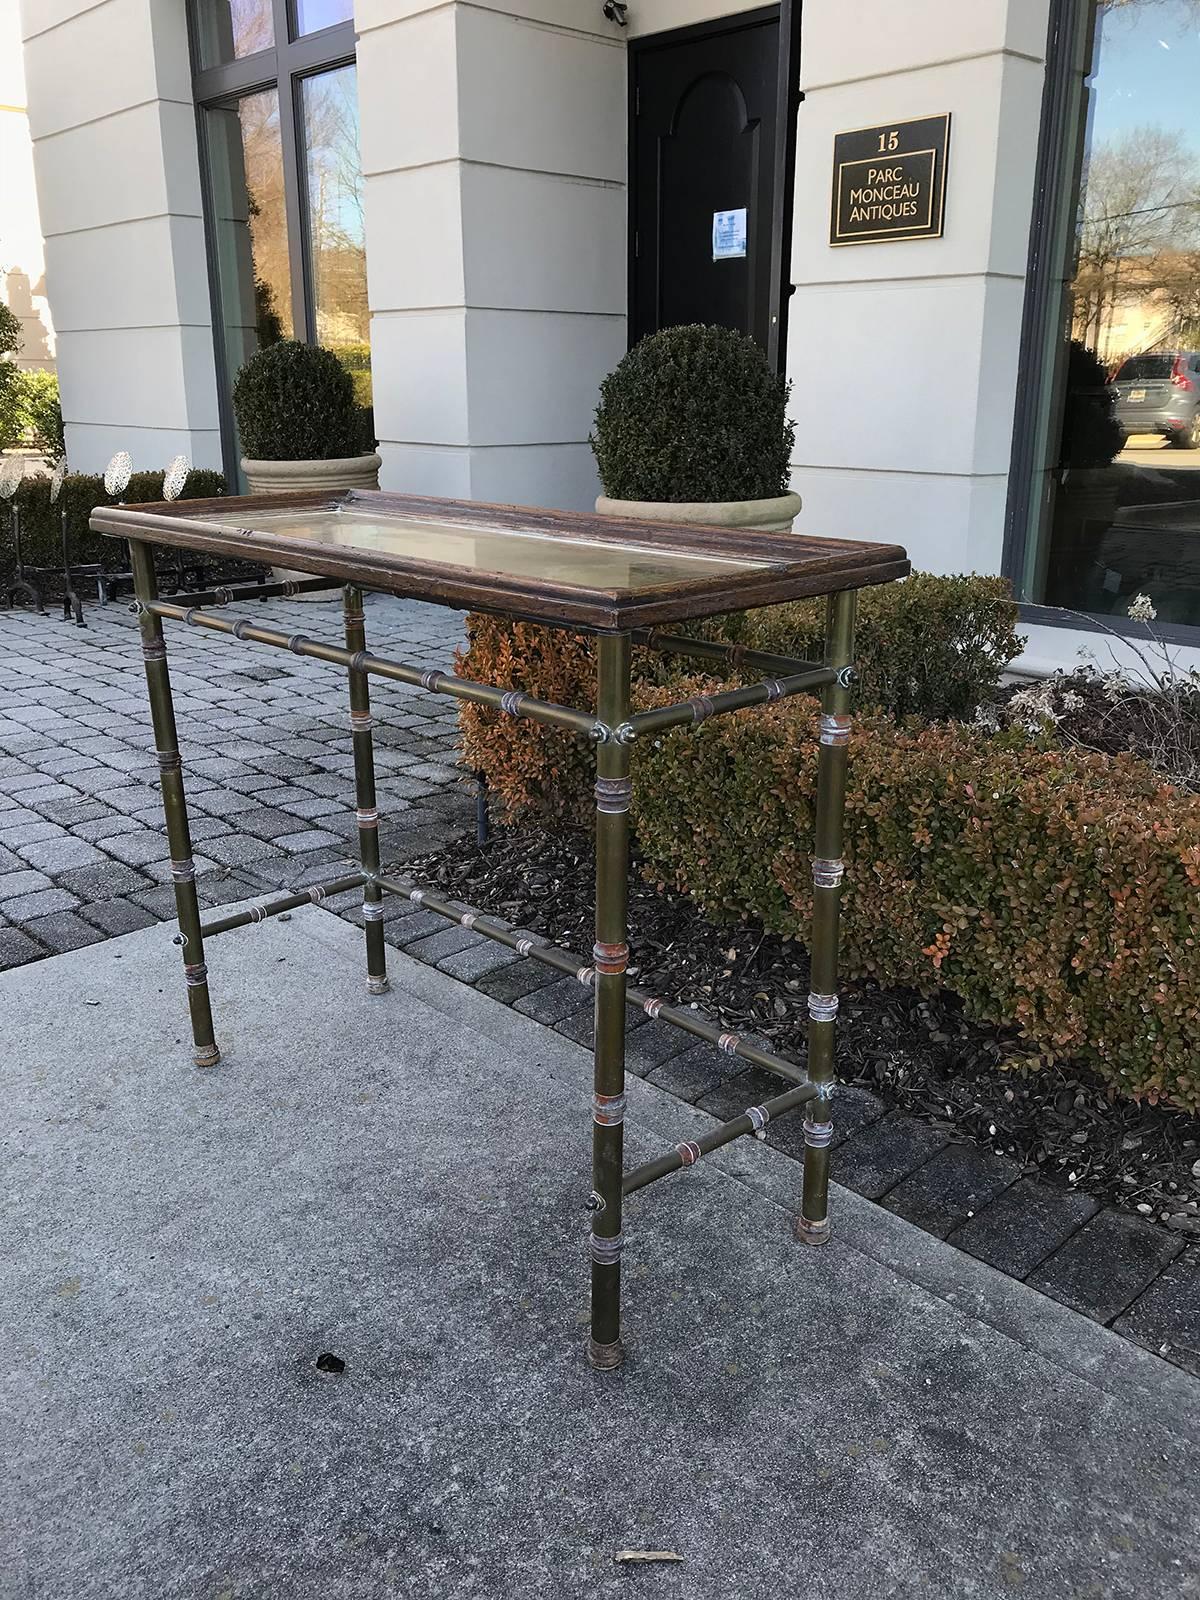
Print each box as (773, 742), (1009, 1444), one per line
(315, 1352), (345, 1373)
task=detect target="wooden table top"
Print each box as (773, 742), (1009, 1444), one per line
(92, 489), (910, 632)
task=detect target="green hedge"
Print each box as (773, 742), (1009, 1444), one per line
(14, 467), (226, 566)
(455, 574), (1023, 824)
(707, 573), (1023, 722)
(0, 370), (64, 457)
(0, 305), (21, 449)
(336, 342), (372, 372)
(632, 682), (1200, 1109)
(17, 371), (65, 459)
(1, 468), (226, 586)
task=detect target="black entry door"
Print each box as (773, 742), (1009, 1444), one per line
(630, 9), (782, 357)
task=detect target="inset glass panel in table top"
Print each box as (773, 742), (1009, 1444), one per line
(202, 506), (774, 593)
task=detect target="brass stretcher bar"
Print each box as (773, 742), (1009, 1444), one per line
(92, 489), (908, 1370)
(203, 862), (820, 1094)
(144, 596), (603, 737)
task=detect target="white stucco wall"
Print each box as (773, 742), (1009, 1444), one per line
(18, 0), (220, 473)
(358, 0), (627, 510)
(626, 0), (763, 36)
(785, 0), (1050, 575)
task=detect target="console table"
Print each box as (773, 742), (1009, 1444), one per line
(92, 489), (908, 1369)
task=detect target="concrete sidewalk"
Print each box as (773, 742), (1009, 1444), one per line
(3, 910), (1199, 1599)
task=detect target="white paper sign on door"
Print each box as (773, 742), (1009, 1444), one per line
(712, 207), (748, 261)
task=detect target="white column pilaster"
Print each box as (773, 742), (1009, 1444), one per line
(358, 0), (627, 511)
(19, 0), (221, 472)
(786, 0), (1052, 573)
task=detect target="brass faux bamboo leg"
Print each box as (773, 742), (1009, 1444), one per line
(344, 585), (389, 995)
(588, 632), (631, 1370)
(130, 539), (220, 1068)
(797, 588), (857, 1245)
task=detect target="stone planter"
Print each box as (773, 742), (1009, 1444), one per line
(595, 490), (802, 534)
(241, 452), (382, 596)
(241, 452), (381, 495)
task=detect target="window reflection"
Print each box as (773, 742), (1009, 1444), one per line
(204, 91), (293, 402)
(194, 0), (273, 67)
(294, 0), (353, 35)
(1032, 0), (1200, 625)
(301, 65), (371, 407)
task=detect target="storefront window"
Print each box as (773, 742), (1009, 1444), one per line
(204, 90), (294, 396)
(300, 65), (370, 406)
(294, 0), (353, 35)
(1014, 0), (1200, 627)
(189, 1), (365, 477)
(194, 0), (274, 68)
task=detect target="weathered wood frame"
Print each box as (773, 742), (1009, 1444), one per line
(93, 489), (907, 632)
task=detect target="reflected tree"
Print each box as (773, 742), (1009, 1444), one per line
(238, 90), (292, 338)
(302, 67), (368, 352)
(1154, 249), (1200, 345)
(0, 300), (23, 450)
(1074, 125), (1200, 354)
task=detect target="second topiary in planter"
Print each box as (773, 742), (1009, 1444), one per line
(591, 323), (801, 532)
(232, 340), (381, 495)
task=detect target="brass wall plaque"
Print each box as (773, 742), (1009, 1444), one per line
(830, 114), (951, 246)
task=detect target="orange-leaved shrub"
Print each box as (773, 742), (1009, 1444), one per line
(455, 620), (674, 824)
(631, 680), (1200, 1109)
(455, 573), (1022, 821)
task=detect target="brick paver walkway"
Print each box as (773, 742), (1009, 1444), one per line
(0, 594), (470, 967)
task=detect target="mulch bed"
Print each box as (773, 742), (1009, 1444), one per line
(399, 823), (1200, 1235)
(989, 667), (1200, 794)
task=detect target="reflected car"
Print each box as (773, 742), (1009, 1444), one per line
(1112, 351), (1200, 449)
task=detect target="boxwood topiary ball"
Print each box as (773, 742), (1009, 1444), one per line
(232, 340), (363, 462)
(591, 323), (795, 504)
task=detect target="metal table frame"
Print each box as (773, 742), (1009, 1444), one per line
(104, 494), (903, 1370)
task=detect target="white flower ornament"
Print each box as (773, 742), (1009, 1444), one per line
(162, 454), (191, 502)
(49, 457), (68, 504)
(1127, 593), (1157, 623)
(103, 451), (132, 498)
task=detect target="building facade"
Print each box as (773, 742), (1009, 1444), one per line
(15, 0), (1200, 669)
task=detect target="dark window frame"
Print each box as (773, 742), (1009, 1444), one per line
(1003, 0), (1200, 649)
(187, 0), (356, 475)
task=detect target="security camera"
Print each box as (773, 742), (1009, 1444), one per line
(603, 2), (628, 24)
